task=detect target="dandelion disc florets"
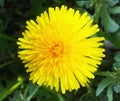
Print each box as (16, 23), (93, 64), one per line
(17, 5), (105, 94)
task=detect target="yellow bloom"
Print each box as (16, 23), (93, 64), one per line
(17, 5), (105, 94)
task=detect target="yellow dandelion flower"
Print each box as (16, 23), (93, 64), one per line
(17, 5), (105, 94)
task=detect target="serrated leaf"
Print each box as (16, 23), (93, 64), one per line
(108, 6), (120, 14)
(96, 77), (114, 96)
(107, 85), (113, 101)
(99, 4), (119, 33)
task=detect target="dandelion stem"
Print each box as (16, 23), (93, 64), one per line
(0, 76), (25, 101)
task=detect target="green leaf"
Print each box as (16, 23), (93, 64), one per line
(27, 86), (39, 101)
(99, 4), (119, 33)
(53, 0), (62, 4)
(44, 93), (64, 101)
(79, 93), (95, 101)
(8, 91), (26, 101)
(113, 62), (120, 68)
(114, 52), (120, 62)
(113, 52), (120, 68)
(108, 0), (119, 6)
(0, 60), (16, 69)
(0, 0), (4, 7)
(108, 6), (120, 14)
(107, 85), (113, 101)
(113, 84), (120, 93)
(97, 31), (120, 49)
(57, 94), (64, 101)
(76, 0), (91, 8)
(29, 0), (45, 16)
(96, 77), (114, 96)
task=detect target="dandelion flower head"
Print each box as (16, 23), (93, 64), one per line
(17, 5), (105, 94)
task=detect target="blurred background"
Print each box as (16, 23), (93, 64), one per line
(0, 0), (120, 101)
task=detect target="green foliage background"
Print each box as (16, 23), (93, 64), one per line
(0, 0), (120, 101)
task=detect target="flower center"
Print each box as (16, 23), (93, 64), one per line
(50, 42), (64, 58)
